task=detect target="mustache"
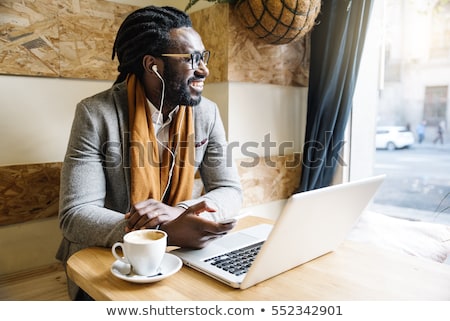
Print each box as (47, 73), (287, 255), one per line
(188, 75), (206, 83)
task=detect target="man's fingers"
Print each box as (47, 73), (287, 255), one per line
(126, 212), (141, 228)
(185, 201), (217, 216)
(186, 201), (207, 214)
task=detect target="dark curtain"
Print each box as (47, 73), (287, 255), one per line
(296, 0), (374, 192)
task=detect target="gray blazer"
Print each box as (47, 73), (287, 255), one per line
(56, 81), (242, 299)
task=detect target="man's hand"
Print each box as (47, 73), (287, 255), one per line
(125, 199), (184, 232)
(160, 201), (236, 249)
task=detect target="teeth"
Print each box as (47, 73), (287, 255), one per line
(192, 81), (204, 87)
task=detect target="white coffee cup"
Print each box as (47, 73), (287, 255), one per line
(112, 229), (167, 276)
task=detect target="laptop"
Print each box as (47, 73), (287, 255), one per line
(171, 175), (385, 289)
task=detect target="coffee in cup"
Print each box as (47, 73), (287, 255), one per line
(112, 229), (167, 276)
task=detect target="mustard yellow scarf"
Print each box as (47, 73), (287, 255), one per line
(127, 74), (195, 206)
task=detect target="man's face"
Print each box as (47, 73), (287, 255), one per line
(163, 27), (209, 107)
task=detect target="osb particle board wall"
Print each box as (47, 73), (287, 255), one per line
(0, 163), (61, 226)
(190, 3), (310, 87)
(0, 156), (301, 226)
(0, 1), (310, 83)
(0, 0), (138, 79)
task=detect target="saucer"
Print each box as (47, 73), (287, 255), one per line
(111, 253), (182, 284)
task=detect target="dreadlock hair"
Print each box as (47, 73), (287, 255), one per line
(112, 6), (192, 84)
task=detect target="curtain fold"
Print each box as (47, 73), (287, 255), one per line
(296, 0), (374, 192)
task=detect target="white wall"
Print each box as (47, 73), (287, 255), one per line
(205, 82), (307, 159)
(0, 75), (112, 165)
(0, 217), (62, 275)
(227, 82), (307, 158)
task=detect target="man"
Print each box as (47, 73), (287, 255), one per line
(415, 120), (426, 144)
(56, 6), (243, 300)
(433, 120), (445, 144)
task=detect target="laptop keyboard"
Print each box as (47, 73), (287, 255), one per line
(204, 241), (264, 276)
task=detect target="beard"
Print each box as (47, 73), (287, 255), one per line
(163, 64), (202, 107)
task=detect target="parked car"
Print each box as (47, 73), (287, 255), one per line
(375, 126), (415, 150)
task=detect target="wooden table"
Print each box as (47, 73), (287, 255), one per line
(67, 216), (450, 300)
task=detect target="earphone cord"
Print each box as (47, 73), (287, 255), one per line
(153, 71), (184, 201)
(155, 71), (165, 127)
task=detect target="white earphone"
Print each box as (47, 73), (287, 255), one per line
(151, 64), (164, 125)
(149, 63), (183, 201)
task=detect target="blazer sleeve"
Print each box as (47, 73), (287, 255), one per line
(58, 101), (127, 249)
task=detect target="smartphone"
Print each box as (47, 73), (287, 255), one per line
(218, 211), (250, 224)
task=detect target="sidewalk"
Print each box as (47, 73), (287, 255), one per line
(412, 134), (450, 151)
(412, 142), (449, 151)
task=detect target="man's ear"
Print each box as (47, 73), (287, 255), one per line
(142, 55), (156, 73)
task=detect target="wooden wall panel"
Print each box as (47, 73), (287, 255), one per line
(190, 4), (310, 87)
(0, 0), (137, 80)
(190, 3), (230, 84)
(58, 0), (135, 79)
(0, 0), (59, 77)
(0, 162), (61, 226)
(237, 154), (302, 208)
(0, 155), (300, 226)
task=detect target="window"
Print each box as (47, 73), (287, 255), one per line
(424, 86), (448, 126)
(351, 0), (450, 227)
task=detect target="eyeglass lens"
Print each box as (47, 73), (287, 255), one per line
(192, 51), (210, 69)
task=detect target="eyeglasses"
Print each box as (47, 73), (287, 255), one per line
(161, 50), (210, 70)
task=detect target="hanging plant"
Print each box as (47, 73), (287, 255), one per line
(235, 0), (321, 45)
(185, 0), (321, 45)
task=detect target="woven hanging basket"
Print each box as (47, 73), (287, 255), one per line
(234, 0), (321, 45)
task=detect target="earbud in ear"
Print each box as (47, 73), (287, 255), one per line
(152, 65), (158, 72)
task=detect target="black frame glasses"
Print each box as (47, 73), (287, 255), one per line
(161, 50), (210, 70)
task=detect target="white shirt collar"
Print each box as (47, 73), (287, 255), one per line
(147, 99), (179, 127)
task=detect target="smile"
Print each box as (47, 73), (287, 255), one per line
(190, 80), (204, 90)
